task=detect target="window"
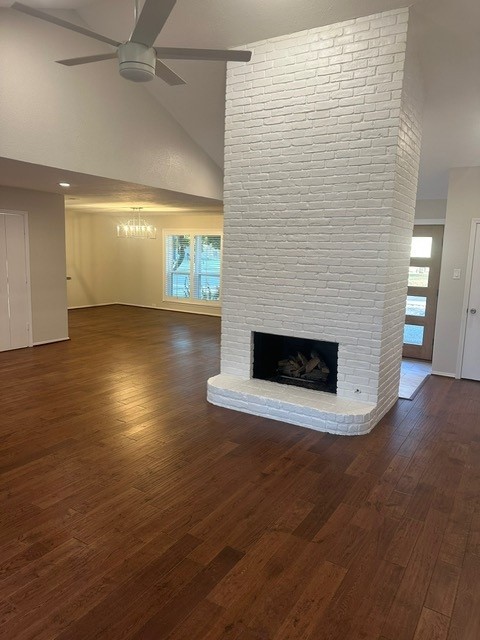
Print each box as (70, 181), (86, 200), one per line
(405, 295), (427, 317)
(408, 266), (430, 287)
(410, 236), (432, 258)
(164, 232), (222, 304)
(404, 324), (424, 346)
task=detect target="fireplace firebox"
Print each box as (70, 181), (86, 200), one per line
(252, 332), (338, 394)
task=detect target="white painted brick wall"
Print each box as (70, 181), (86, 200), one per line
(210, 8), (423, 434)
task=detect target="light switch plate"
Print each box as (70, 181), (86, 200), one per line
(453, 268), (461, 280)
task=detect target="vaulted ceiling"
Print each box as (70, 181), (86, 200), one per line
(1, 0), (479, 202)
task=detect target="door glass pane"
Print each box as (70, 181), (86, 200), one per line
(406, 295), (427, 317)
(408, 266), (430, 287)
(404, 324), (424, 345)
(411, 237), (432, 258)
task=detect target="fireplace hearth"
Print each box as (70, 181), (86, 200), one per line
(253, 332), (338, 394)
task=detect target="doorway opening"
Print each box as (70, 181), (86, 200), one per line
(399, 224), (444, 399)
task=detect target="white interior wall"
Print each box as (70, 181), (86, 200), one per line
(115, 214), (223, 315)
(0, 186), (68, 344)
(65, 211), (118, 308)
(65, 210), (223, 316)
(414, 199), (447, 222)
(433, 167), (480, 376)
(0, 9), (223, 201)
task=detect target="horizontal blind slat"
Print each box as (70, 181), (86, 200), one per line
(192, 235), (221, 302)
(165, 234), (191, 299)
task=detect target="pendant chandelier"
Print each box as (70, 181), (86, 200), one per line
(117, 207), (156, 239)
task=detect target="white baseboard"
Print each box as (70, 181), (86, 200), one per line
(68, 303), (116, 310)
(68, 301), (221, 318)
(431, 370), (455, 378)
(33, 337), (70, 346)
(117, 302), (221, 318)
(116, 302), (159, 310)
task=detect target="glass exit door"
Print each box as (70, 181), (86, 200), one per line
(403, 225), (444, 360)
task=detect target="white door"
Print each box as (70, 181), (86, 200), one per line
(462, 222), (480, 380)
(0, 213), (31, 351)
(0, 217), (10, 351)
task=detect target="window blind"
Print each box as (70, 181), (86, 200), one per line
(165, 234), (191, 299)
(164, 233), (221, 303)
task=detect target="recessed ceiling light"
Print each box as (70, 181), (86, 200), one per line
(59, 182), (70, 188)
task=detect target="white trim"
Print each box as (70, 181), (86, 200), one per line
(117, 302), (221, 317)
(117, 302), (160, 309)
(23, 212), (34, 348)
(154, 305), (220, 317)
(68, 303), (116, 310)
(33, 337), (70, 346)
(456, 218), (480, 378)
(413, 219), (445, 226)
(162, 298), (222, 308)
(431, 370), (455, 378)
(162, 229), (223, 306)
(67, 301), (221, 317)
(0, 209), (34, 348)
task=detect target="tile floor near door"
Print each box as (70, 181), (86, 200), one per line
(399, 358), (432, 400)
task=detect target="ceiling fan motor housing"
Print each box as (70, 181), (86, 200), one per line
(118, 42), (156, 82)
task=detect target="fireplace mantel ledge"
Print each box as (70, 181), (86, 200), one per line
(207, 374), (377, 436)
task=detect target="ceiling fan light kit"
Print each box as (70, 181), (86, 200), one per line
(118, 42), (156, 83)
(11, 1), (252, 86)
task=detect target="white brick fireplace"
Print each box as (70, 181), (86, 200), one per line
(208, 8), (422, 435)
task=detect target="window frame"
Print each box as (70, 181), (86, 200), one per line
(162, 229), (223, 306)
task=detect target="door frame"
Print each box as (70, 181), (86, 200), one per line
(0, 210), (33, 349)
(456, 218), (480, 378)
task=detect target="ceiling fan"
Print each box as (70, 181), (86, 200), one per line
(11, 0), (252, 85)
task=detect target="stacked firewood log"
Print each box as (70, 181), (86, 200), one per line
(277, 351), (329, 382)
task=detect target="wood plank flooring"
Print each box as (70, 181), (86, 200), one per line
(0, 305), (479, 640)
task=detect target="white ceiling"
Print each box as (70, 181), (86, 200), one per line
(0, 158), (223, 215)
(77, 0), (414, 168)
(0, 0), (94, 7)
(411, 0), (480, 198)
(2, 0), (480, 202)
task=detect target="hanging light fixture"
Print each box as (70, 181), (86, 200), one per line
(117, 207), (157, 239)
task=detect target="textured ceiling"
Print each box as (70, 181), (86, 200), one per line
(0, 1), (94, 7)
(0, 158), (223, 216)
(2, 0), (480, 200)
(77, 0), (414, 168)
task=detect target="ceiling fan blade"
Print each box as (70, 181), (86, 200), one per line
(155, 47), (252, 62)
(155, 60), (186, 86)
(11, 2), (120, 48)
(130, 0), (176, 48)
(56, 53), (118, 67)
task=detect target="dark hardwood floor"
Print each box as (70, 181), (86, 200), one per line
(0, 305), (479, 640)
